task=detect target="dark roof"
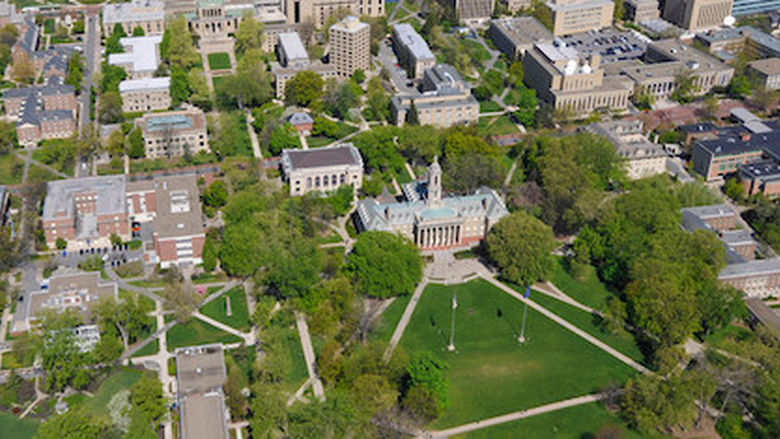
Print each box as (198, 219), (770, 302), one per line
(678, 122), (717, 133)
(739, 159), (780, 181)
(16, 15), (37, 54)
(695, 123), (780, 157)
(283, 144), (362, 169)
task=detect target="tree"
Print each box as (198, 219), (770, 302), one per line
(267, 122), (300, 156)
(131, 374), (166, 427)
(215, 66), (273, 109)
(364, 77), (390, 121)
(486, 211), (556, 285)
(188, 68), (212, 110)
(0, 120), (17, 153)
(672, 68), (699, 103)
(752, 85), (777, 113)
(94, 293), (153, 349)
(407, 352), (449, 408)
(127, 127), (145, 159)
(351, 374), (397, 415)
(170, 68), (190, 106)
(346, 231), (422, 298)
(105, 24), (126, 55)
(55, 237), (67, 250)
(234, 15), (264, 55)
(203, 180), (228, 209)
(723, 177), (744, 202)
(700, 95), (720, 121)
(160, 16), (199, 70)
(11, 52), (34, 84)
(98, 91), (123, 124)
(65, 52), (84, 93)
(132, 26), (145, 37)
(34, 410), (106, 439)
(613, 0), (625, 21)
(36, 310), (90, 393)
(402, 385), (440, 422)
(99, 63), (127, 93)
(285, 70), (324, 107)
(443, 153), (505, 194)
(162, 280), (198, 322)
(727, 75), (751, 98)
(632, 86), (655, 111)
(352, 69), (365, 84)
(407, 99), (420, 125)
(125, 407), (157, 439)
(511, 86), (538, 128)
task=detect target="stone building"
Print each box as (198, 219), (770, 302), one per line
(451, 0), (495, 23)
(544, 0), (615, 36)
(586, 120), (668, 180)
(0, 1), (22, 28)
(392, 23), (436, 79)
(280, 143), (364, 196)
(175, 344), (229, 439)
(107, 35), (163, 79)
(329, 15), (370, 78)
(748, 58), (780, 91)
(356, 158), (509, 250)
(719, 259), (780, 298)
(103, 0), (165, 36)
(523, 41), (632, 116)
(681, 204), (738, 232)
(624, 0), (660, 23)
(694, 26), (780, 61)
(662, 0), (733, 31)
(391, 64), (479, 127)
(487, 16), (554, 60)
(271, 31), (337, 98)
(42, 176), (130, 249)
(119, 77), (171, 112)
(282, 0), (384, 28)
(505, 0), (532, 12)
(135, 108), (210, 159)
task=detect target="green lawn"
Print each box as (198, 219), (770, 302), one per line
(550, 257), (615, 311)
(208, 52), (231, 70)
(400, 279), (637, 429)
(0, 153), (23, 185)
(476, 115), (518, 138)
(368, 295), (411, 344)
(128, 280), (167, 288)
(43, 18), (54, 34)
(307, 136), (334, 148)
(280, 329), (309, 393)
(521, 288), (646, 365)
(0, 411), (39, 439)
(479, 100), (503, 113)
(131, 338), (159, 357)
(456, 402), (645, 439)
(166, 318), (243, 351)
(200, 287), (251, 332)
(211, 75), (225, 89)
(81, 369), (143, 422)
(27, 165), (63, 183)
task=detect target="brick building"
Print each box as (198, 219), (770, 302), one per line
(739, 160), (780, 199)
(3, 78), (78, 146)
(391, 64), (480, 127)
(119, 77), (171, 112)
(135, 108), (210, 159)
(392, 23), (436, 79)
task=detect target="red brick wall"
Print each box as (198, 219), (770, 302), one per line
(191, 235), (205, 259)
(704, 215), (737, 232)
(17, 124), (40, 144)
(44, 217), (76, 243)
(4, 97), (26, 116)
(96, 213), (129, 238)
(155, 238), (177, 262)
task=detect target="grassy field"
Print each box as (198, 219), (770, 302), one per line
(479, 101), (503, 113)
(0, 153), (23, 185)
(131, 338), (159, 357)
(200, 287), (251, 332)
(280, 328), (309, 393)
(550, 257), (615, 311)
(81, 369), (143, 422)
(456, 402), (644, 439)
(368, 296), (411, 344)
(208, 52), (231, 70)
(400, 279), (637, 429)
(167, 318), (243, 351)
(212, 75), (225, 89)
(522, 289), (646, 365)
(0, 411), (39, 439)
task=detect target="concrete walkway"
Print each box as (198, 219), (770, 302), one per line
(532, 281), (599, 315)
(245, 109), (263, 159)
(383, 279), (428, 361)
(295, 313), (324, 400)
(12, 149), (70, 179)
(424, 392), (609, 438)
(193, 311), (255, 345)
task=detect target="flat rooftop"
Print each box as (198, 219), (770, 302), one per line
(103, 0), (165, 24)
(720, 229), (756, 246)
(331, 15), (369, 33)
(561, 28), (647, 64)
(681, 204), (736, 219)
(180, 392), (227, 439)
(536, 41), (579, 63)
(281, 143), (363, 170)
(719, 257), (780, 279)
(28, 271), (117, 322)
(175, 344), (226, 395)
(749, 57), (780, 76)
(277, 32), (309, 63)
(108, 35), (162, 73)
(648, 39), (731, 73)
(739, 159), (780, 180)
(119, 76), (170, 93)
(43, 175), (127, 221)
(152, 175), (204, 240)
(490, 16), (553, 47)
(393, 23), (435, 60)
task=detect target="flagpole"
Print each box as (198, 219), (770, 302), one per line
(448, 292), (456, 351)
(519, 285), (530, 344)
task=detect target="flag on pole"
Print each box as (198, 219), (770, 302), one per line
(452, 293), (458, 310)
(524, 285), (531, 299)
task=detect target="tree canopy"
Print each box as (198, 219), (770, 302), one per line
(486, 211), (556, 285)
(346, 231), (422, 298)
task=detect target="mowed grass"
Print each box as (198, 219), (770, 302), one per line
(455, 402), (644, 439)
(166, 318), (242, 351)
(208, 52), (231, 70)
(81, 369), (143, 422)
(368, 296), (411, 344)
(280, 329), (309, 393)
(0, 411), (39, 439)
(131, 338), (159, 357)
(550, 257), (615, 310)
(0, 152), (24, 185)
(200, 287), (251, 332)
(399, 279), (637, 429)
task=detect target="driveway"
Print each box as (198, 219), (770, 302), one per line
(376, 40), (417, 95)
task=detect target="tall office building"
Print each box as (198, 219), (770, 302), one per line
(284, 0), (384, 27)
(544, 0), (615, 36)
(329, 15), (371, 78)
(662, 0), (734, 31)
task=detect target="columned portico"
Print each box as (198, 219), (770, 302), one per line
(417, 224), (462, 249)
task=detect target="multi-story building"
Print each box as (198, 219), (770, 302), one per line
(523, 41), (632, 115)
(616, 39), (733, 101)
(748, 58), (780, 90)
(560, 28), (647, 64)
(150, 175), (206, 269)
(22, 272), (118, 331)
(681, 204), (738, 232)
(186, 0), (255, 38)
(691, 118), (780, 180)
(739, 160), (780, 199)
(0, 1), (22, 28)
(390, 64), (480, 127)
(731, 0), (780, 16)
(488, 17), (554, 60)
(329, 16), (370, 78)
(695, 26), (780, 61)
(280, 143), (364, 196)
(108, 36), (163, 79)
(135, 108), (210, 159)
(661, 0), (733, 31)
(544, 0), (614, 36)
(719, 258), (780, 298)
(624, 0), (661, 23)
(119, 77), (171, 112)
(175, 344), (229, 439)
(3, 77), (78, 146)
(282, 0), (384, 28)
(586, 120), (668, 179)
(103, 0), (165, 35)
(356, 158), (509, 250)
(271, 31), (337, 98)
(451, 0), (495, 22)
(42, 175), (130, 249)
(506, 0), (532, 11)
(392, 23), (436, 79)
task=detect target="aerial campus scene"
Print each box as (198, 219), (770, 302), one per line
(0, 0), (778, 437)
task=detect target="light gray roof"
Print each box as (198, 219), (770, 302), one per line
(288, 112), (313, 125)
(489, 16), (553, 49)
(119, 76), (170, 92)
(393, 23), (435, 61)
(108, 35), (162, 73)
(681, 204), (736, 220)
(277, 32), (309, 64)
(103, 0), (165, 25)
(720, 229), (755, 246)
(719, 258), (780, 279)
(330, 15), (369, 33)
(587, 120), (666, 160)
(43, 175), (127, 221)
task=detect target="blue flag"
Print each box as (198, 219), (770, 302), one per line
(524, 286), (531, 299)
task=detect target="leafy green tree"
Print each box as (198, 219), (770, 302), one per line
(131, 374), (166, 427)
(36, 310), (90, 393)
(234, 15), (264, 55)
(511, 86), (538, 128)
(614, 0), (625, 20)
(203, 180), (228, 208)
(132, 26), (145, 37)
(99, 63), (126, 93)
(407, 352), (449, 407)
(55, 237), (67, 250)
(160, 16), (200, 70)
(407, 99), (420, 125)
(285, 70), (324, 107)
(723, 177), (744, 202)
(33, 410), (106, 439)
(346, 231), (422, 298)
(170, 68), (190, 106)
(94, 293), (153, 349)
(105, 24), (126, 55)
(98, 91), (123, 124)
(215, 49), (273, 109)
(268, 122), (300, 156)
(125, 406), (157, 439)
(127, 127), (145, 159)
(0, 120), (18, 153)
(444, 153), (505, 194)
(727, 75), (752, 98)
(65, 52), (84, 93)
(743, 201), (780, 252)
(364, 77), (390, 121)
(352, 69), (366, 84)
(632, 86), (655, 110)
(672, 68), (699, 103)
(486, 211), (556, 285)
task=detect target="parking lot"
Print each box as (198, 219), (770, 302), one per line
(376, 38), (418, 95)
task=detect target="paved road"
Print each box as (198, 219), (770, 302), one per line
(425, 392), (609, 438)
(376, 39), (416, 95)
(295, 312), (324, 400)
(383, 278), (428, 361)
